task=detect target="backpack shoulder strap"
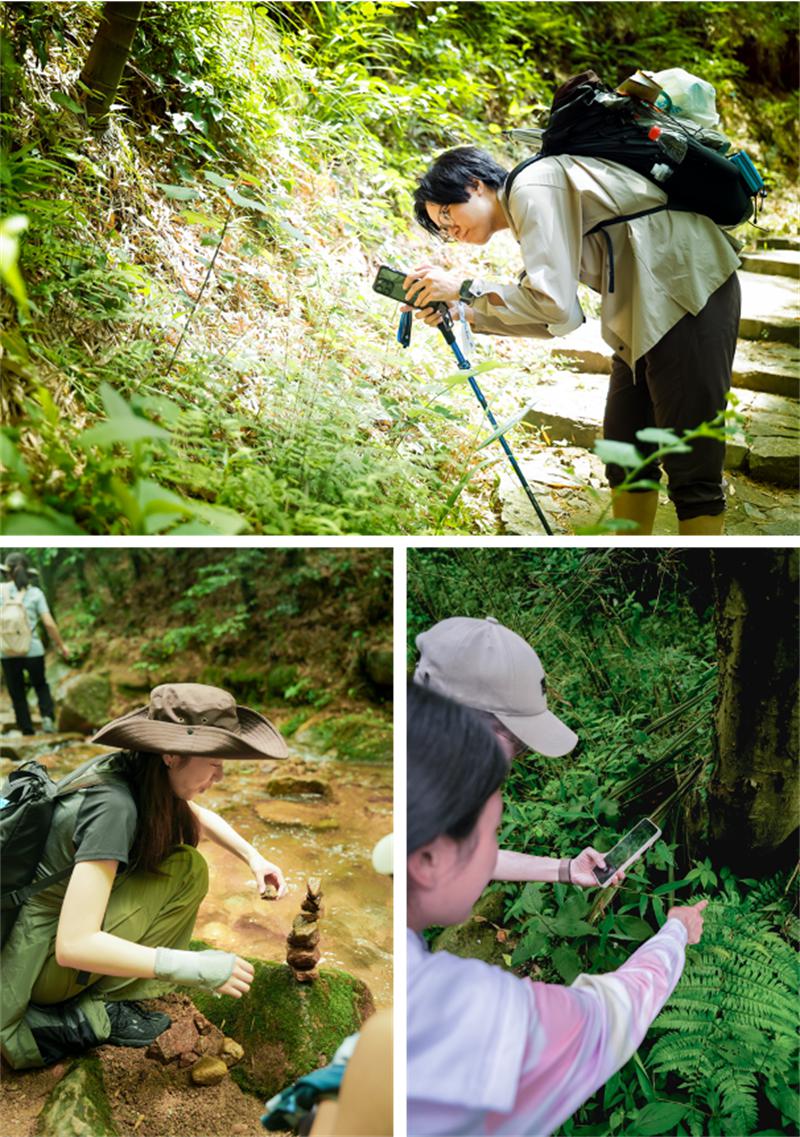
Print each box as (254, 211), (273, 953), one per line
(504, 155), (543, 202)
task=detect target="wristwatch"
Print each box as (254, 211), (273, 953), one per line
(459, 278), (485, 302)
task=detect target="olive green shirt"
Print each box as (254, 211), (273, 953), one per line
(470, 154), (742, 366)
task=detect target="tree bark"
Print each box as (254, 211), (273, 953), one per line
(702, 548), (798, 871)
(79, 1), (144, 123)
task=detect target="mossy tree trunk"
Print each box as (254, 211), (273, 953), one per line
(702, 548), (798, 871)
(79, 1), (144, 123)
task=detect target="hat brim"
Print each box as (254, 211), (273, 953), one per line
(91, 704), (288, 760)
(494, 708), (578, 758)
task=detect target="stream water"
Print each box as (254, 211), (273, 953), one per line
(0, 732), (393, 1010)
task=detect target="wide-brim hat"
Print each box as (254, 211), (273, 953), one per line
(414, 616), (578, 758)
(91, 683), (288, 760)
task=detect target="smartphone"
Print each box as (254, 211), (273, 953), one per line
(373, 265), (433, 309)
(592, 818), (661, 887)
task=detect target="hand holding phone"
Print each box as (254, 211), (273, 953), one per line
(592, 818), (661, 887)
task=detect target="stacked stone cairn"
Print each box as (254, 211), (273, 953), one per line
(286, 877), (323, 982)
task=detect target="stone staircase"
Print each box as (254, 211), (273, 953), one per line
(522, 243), (799, 489)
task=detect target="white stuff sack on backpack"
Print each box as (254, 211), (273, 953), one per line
(0, 583), (33, 656)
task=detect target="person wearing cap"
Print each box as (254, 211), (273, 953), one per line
(1, 683), (289, 1070)
(407, 685), (709, 1137)
(1, 552), (71, 736)
(414, 616), (622, 890)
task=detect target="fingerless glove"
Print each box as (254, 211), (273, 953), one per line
(154, 947), (236, 992)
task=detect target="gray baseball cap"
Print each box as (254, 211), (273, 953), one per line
(413, 616), (578, 758)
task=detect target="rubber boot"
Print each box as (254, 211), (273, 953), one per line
(678, 513), (725, 535)
(611, 490), (659, 536)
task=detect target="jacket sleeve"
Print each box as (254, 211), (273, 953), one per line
(471, 177), (585, 340)
(500, 919), (688, 1135)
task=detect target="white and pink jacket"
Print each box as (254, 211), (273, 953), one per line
(407, 918), (688, 1136)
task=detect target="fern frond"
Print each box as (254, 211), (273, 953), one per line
(646, 898), (799, 1133)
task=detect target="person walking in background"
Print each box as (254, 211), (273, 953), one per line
(407, 684), (709, 1136)
(0, 553), (71, 736)
(413, 616), (624, 889)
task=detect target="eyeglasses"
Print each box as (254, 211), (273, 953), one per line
(435, 204), (458, 240)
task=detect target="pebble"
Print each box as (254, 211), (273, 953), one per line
(190, 1056), (228, 1086)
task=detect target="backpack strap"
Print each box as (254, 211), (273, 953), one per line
(503, 155), (543, 202)
(0, 866), (74, 909)
(585, 206), (669, 292)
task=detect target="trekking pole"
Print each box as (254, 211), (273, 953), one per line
(429, 307), (554, 537)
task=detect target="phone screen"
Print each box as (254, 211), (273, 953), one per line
(372, 265), (429, 308)
(593, 818), (661, 886)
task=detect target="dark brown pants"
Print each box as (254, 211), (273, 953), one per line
(603, 272), (741, 520)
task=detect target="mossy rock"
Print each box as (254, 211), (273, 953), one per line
(189, 945), (374, 1098)
(57, 673), (112, 733)
(36, 1057), (118, 1137)
(267, 664), (299, 698)
(297, 712), (391, 763)
(431, 890), (512, 970)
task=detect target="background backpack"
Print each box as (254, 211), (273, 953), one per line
(0, 760), (103, 947)
(0, 582), (33, 656)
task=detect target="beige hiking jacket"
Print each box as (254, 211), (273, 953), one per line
(470, 154), (742, 366)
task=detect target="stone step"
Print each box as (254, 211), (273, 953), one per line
(522, 371), (800, 487)
(741, 250), (800, 279)
(752, 236), (800, 252)
(738, 270), (799, 344)
(547, 321), (799, 398)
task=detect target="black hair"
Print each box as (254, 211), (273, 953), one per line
(3, 552), (34, 591)
(413, 146), (509, 238)
(407, 683), (508, 854)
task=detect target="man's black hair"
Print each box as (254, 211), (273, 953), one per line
(407, 683), (508, 854)
(413, 146), (509, 238)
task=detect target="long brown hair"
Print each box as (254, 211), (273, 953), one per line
(117, 751), (200, 873)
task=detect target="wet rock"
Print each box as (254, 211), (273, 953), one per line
(35, 1056), (118, 1137)
(57, 674), (112, 734)
(146, 1017), (200, 1063)
(265, 773), (331, 798)
(287, 918), (319, 948)
(190, 941), (375, 1099)
(221, 1037), (245, 1066)
(254, 800), (339, 831)
(190, 1056), (228, 1086)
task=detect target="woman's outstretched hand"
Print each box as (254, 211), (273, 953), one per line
(667, 898), (709, 944)
(570, 846), (626, 889)
(248, 852), (287, 899)
(216, 956), (254, 998)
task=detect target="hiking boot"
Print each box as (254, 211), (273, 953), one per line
(105, 1000), (171, 1048)
(41, 716), (55, 733)
(26, 1001), (105, 1066)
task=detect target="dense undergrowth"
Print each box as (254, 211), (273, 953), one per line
(1, 2), (797, 533)
(407, 548), (799, 1137)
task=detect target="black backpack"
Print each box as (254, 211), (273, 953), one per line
(0, 760), (104, 947)
(505, 71), (765, 288)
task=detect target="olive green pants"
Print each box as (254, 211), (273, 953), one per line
(1, 845), (208, 1068)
